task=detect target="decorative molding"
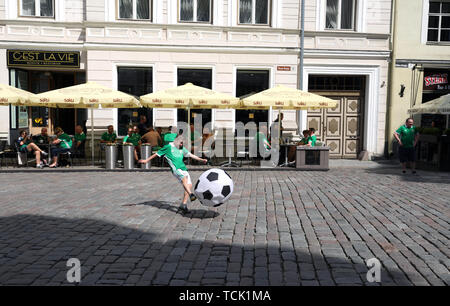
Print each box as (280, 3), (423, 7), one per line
(302, 64), (380, 155)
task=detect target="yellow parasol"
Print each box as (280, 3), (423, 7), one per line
(240, 84), (337, 110)
(31, 82), (141, 165)
(141, 83), (239, 146)
(140, 83), (239, 109)
(31, 81), (141, 108)
(241, 85), (338, 144)
(0, 83), (38, 106)
(409, 93), (450, 115)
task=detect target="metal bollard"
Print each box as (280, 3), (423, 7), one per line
(140, 144), (152, 169)
(122, 144), (135, 169)
(105, 144), (117, 169)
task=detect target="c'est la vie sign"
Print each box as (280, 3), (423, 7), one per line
(7, 50), (80, 68)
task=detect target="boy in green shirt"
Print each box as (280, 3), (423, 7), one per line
(394, 118), (420, 174)
(138, 135), (207, 213)
(307, 128), (317, 147)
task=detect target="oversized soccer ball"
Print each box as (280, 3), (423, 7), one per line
(194, 168), (234, 207)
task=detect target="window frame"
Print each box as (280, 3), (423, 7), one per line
(325, 0), (356, 31)
(18, 0), (55, 18)
(427, 1), (450, 43)
(237, 0), (272, 26)
(178, 0), (213, 24)
(116, 0), (152, 21)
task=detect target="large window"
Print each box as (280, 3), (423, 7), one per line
(179, 0), (212, 23)
(118, 0), (151, 20)
(235, 70), (270, 126)
(117, 67), (153, 136)
(20, 0), (54, 17)
(177, 68), (212, 127)
(239, 0), (270, 25)
(326, 0), (355, 30)
(428, 1), (450, 42)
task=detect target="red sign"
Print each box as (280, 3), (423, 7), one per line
(424, 74), (448, 87)
(277, 66), (291, 71)
(423, 69), (450, 91)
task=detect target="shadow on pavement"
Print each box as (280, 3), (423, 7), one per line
(0, 214), (414, 286)
(122, 201), (220, 219)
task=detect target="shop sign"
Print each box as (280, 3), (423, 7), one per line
(7, 50), (80, 68)
(423, 70), (449, 91)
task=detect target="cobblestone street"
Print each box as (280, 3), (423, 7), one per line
(0, 164), (449, 286)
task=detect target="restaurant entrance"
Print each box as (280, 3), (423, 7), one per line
(9, 68), (86, 137)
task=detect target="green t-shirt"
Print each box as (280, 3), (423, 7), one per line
(123, 133), (141, 146)
(163, 132), (177, 145)
(157, 143), (191, 171)
(396, 125), (418, 148)
(73, 133), (86, 143)
(307, 135), (317, 147)
(256, 132), (270, 150)
(58, 133), (72, 149)
(101, 132), (117, 142)
(34, 135), (49, 144)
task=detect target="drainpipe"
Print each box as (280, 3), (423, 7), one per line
(386, 0), (397, 157)
(297, 0), (305, 135)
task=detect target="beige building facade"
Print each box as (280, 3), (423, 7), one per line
(0, 0), (392, 158)
(387, 0), (450, 154)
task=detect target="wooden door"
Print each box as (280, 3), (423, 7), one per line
(307, 92), (364, 159)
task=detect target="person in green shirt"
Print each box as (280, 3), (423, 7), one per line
(123, 127), (141, 161)
(101, 125), (117, 144)
(72, 125), (86, 151)
(163, 126), (178, 145)
(49, 127), (72, 168)
(394, 118), (420, 174)
(255, 125), (271, 157)
(307, 128), (317, 147)
(16, 130), (48, 168)
(138, 135), (207, 213)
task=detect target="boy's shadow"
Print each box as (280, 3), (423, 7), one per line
(121, 200), (220, 219)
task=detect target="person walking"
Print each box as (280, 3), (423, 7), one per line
(394, 118), (420, 174)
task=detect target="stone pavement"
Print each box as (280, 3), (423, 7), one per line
(0, 163), (448, 286)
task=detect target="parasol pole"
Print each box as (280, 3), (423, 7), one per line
(91, 107), (94, 166)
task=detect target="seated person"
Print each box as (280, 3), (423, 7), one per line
(288, 130), (310, 162)
(255, 125), (271, 158)
(163, 126), (178, 145)
(123, 127), (142, 161)
(72, 125), (86, 152)
(49, 127), (72, 168)
(17, 130), (48, 168)
(141, 127), (163, 151)
(101, 125), (117, 144)
(306, 128), (317, 147)
(33, 127), (50, 145)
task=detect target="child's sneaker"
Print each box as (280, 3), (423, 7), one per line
(190, 193), (197, 201)
(178, 204), (189, 213)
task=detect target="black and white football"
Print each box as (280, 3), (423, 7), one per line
(194, 168), (234, 207)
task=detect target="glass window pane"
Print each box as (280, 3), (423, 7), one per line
(40, 0), (53, 16)
(429, 15), (439, 28)
(441, 16), (450, 28)
(136, 0), (150, 19)
(429, 2), (441, 13)
(255, 0), (269, 24)
(197, 0), (210, 22)
(119, 0), (133, 18)
(441, 30), (450, 41)
(239, 0), (252, 24)
(22, 0), (36, 16)
(428, 29), (439, 41)
(326, 0), (338, 29)
(118, 67), (153, 136)
(340, 0), (354, 29)
(443, 3), (450, 13)
(180, 0), (194, 21)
